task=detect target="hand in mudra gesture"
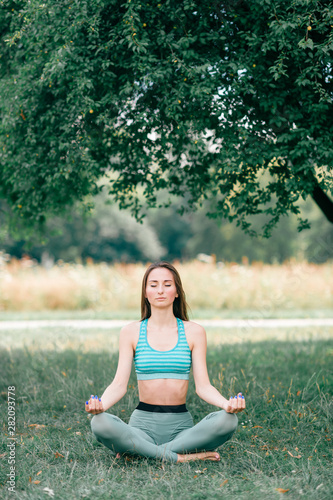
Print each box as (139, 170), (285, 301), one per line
(85, 395), (104, 414)
(223, 393), (246, 413)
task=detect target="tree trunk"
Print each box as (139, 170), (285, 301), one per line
(311, 184), (333, 223)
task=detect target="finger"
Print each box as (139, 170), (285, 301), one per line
(234, 395), (242, 413)
(228, 396), (237, 413)
(238, 393), (245, 409)
(86, 398), (94, 413)
(90, 395), (96, 411)
(95, 395), (102, 413)
(236, 394), (245, 413)
(92, 395), (103, 414)
(94, 395), (100, 412)
(233, 394), (239, 410)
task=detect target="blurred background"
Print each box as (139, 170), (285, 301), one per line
(1, 184), (332, 265)
(0, 188), (332, 316)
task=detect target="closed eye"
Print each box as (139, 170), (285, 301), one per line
(150, 284), (171, 287)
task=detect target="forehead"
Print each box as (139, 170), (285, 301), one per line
(147, 267), (175, 282)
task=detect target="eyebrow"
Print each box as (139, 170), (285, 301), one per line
(148, 279), (173, 283)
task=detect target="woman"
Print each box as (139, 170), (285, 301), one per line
(85, 261), (245, 463)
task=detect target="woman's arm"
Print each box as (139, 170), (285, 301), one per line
(85, 323), (137, 414)
(190, 323), (245, 413)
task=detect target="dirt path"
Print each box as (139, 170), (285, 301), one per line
(0, 318), (333, 330)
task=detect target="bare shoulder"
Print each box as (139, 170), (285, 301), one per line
(183, 320), (206, 348)
(183, 320), (206, 335)
(120, 320), (141, 334)
(119, 321), (141, 345)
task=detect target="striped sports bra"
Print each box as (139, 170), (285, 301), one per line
(134, 318), (192, 380)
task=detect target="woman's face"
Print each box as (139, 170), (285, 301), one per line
(145, 267), (178, 309)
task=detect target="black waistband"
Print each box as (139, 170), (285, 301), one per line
(136, 402), (188, 413)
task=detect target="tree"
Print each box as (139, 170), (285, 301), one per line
(1, 0), (332, 239)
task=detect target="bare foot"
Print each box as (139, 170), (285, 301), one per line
(177, 451), (220, 463)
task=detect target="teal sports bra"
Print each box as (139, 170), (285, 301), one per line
(134, 318), (192, 380)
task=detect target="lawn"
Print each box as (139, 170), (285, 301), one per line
(1, 325), (332, 499)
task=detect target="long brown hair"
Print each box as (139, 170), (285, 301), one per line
(141, 261), (189, 321)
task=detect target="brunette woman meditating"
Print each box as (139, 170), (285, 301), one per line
(85, 261), (245, 463)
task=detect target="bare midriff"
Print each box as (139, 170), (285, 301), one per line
(138, 379), (189, 405)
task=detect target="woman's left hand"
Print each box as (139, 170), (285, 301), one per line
(223, 392), (246, 413)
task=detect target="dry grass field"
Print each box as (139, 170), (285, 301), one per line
(0, 257), (332, 314)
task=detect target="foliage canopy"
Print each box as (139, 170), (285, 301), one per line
(1, 0), (332, 237)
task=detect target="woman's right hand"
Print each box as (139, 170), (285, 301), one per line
(223, 392), (246, 413)
(85, 395), (104, 414)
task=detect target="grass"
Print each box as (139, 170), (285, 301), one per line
(0, 325), (332, 353)
(1, 325), (332, 499)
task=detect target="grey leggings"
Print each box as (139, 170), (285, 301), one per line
(91, 408), (238, 463)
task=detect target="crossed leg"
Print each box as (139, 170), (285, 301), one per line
(91, 413), (179, 462)
(91, 410), (237, 463)
(162, 410), (238, 462)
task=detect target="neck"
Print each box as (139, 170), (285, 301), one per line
(148, 306), (176, 328)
